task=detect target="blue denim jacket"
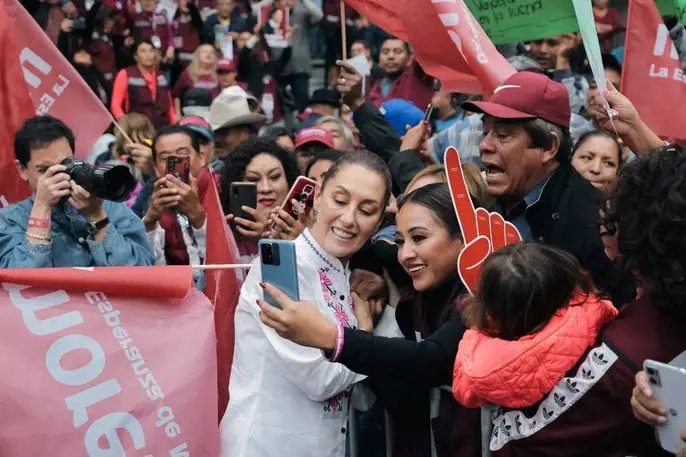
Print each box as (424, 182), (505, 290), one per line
(0, 198), (155, 268)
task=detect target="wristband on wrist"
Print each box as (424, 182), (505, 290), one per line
(330, 324), (344, 362)
(28, 217), (51, 229)
(26, 232), (51, 242)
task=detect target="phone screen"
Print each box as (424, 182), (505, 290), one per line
(167, 155), (190, 184)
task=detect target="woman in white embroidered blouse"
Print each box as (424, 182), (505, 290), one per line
(220, 152), (393, 457)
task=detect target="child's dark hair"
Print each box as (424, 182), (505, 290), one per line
(470, 242), (593, 341)
(320, 151), (393, 209)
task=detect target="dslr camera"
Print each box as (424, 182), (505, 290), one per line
(61, 158), (136, 202)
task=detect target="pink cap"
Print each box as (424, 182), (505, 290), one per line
(294, 127), (335, 149)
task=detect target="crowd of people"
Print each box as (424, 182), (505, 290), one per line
(3, 0), (686, 456)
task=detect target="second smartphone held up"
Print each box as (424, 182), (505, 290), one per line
(229, 182), (257, 221)
(281, 176), (317, 219)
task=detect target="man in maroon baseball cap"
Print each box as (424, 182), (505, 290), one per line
(292, 127), (335, 173)
(462, 71), (630, 305)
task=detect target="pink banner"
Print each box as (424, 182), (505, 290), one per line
(0, 280), (219, 456)
(2, 0), (114, 158)
(0, 2), (34, 207)
(344, 0), (515, 94)
(622, 0), (686, 140)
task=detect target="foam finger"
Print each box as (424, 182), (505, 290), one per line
(490, 212), (506, 251)
(504, 221), (522, 245)
(475, 207), (491, 240)
(445, 147), (478, 243)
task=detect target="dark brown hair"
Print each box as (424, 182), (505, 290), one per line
(320, 151), (393, 210)
(469, 242), (593, 340)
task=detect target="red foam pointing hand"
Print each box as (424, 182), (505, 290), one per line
(445, 147), (522, 294)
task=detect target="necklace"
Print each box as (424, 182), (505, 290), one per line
(302, 231), (343, 274)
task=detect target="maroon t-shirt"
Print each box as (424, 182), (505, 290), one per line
(171, 70), (220, 104)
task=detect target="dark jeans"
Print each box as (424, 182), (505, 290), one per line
(281, 73), (311, 113)
(350, 401), (387, 457)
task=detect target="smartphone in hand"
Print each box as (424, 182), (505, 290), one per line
(281, 176), (316, 220)
(643, 359), (686, 454)
(259, 239), (299, 309)
(229, 182), (257, 221)
(167, 155), (190, 184)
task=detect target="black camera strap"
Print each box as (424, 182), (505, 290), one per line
(176, 213), (205, 265)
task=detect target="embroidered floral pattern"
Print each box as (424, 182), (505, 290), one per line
(318, 269), (350, 327)
(323, 392), (344, 413)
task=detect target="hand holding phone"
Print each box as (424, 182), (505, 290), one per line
(643, 360), (686, 454)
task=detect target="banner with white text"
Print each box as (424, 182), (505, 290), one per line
(0, 266), (219, 456)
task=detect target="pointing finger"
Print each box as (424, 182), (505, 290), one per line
(445, 147), (478, 243)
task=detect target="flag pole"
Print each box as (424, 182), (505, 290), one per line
(340, 0), (347, 60)
(112, 119), (135, 145)
(193, 264), (253, 270)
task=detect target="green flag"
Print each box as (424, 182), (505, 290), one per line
(675, 0), (686, 23)
(466, 0), (679, 44)
(656, 0), (676, 15)
(465, 0), (577, 44)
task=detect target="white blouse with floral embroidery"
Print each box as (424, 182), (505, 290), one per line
(220, 229), (366, 457)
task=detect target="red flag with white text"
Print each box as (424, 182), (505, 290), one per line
(622, 0), (686, 140)
(344, 0), (515, 94)
(201, 174), (244, 420)
(3, 0), (114, 157)
(0, 266), (219, 456)
(0, 3), (33, 208)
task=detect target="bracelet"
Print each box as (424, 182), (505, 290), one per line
(330, 324), (344, 362)
(26, 232), (51, 242)
(28, 217), (51, 229)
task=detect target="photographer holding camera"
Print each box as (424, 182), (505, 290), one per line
(0, 116), (155, 268)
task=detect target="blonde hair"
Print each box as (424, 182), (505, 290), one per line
(405, 163), (491, 207)
(113, 113), (155, 159)
(187, 44), (218, 82)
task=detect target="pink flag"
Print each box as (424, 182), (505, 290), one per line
(622, 0), (686, 140)
(3, 0), (114, 158)
(0, 268), (219, 456)
(0, 2), (34, 207)
(200, 173), (244, 420)
(344, 0), (515, 94)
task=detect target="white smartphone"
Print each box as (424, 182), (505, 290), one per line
(643, 359), (686, 454)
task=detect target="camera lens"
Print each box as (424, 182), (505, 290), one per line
(61, 158), (135, 202)
(261, 243), (273, 265)
(648, 377), (657, 385)
(646, 367), (656, 376)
